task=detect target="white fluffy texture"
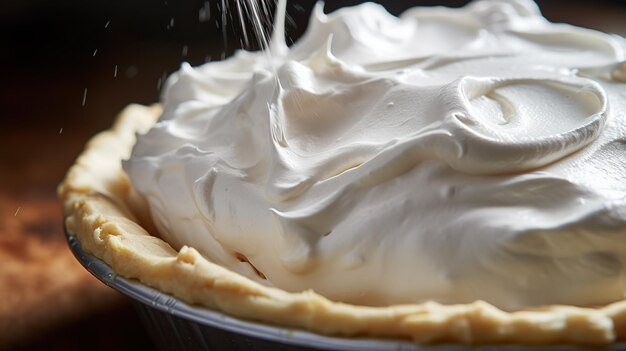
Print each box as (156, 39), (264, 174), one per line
(124, 0), (626, 309)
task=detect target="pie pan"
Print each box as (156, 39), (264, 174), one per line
(66, 232), (625, 351)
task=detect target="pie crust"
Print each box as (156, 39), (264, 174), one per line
(59, 104), (626, 346)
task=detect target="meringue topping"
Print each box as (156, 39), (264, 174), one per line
(124, 0), (626, 309)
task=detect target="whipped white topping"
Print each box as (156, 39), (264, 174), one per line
(124, 0), (626, 309)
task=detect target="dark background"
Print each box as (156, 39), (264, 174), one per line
(0, 0), (624, 350)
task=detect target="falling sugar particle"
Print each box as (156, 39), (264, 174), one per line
(170, 18), (174, 27)
(235, 1), (250, 48)
(198, 1), (210, 22)
(14, 207), (21, 217)
(93, 49), (98, 57)
(182, 45), (188, 57)
(220, 0), (227, 47)
(157, 77), (162, 91)
(104, 20), (110, 28)
(286, 14), (296, 29)
(59, 128), (63, 134)
(113, 65), (118, 78)
(82, 88), (88, 106)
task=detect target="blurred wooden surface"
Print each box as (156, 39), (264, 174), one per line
(0, 134), (153, 350)
(0, 0), (624, 350)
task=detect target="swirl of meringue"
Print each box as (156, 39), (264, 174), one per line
(125, 0), (626, 309)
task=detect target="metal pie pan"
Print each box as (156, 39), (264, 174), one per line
(66, 233), (622, 351)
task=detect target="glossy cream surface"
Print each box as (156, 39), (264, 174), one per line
(124, 0), (626, 309)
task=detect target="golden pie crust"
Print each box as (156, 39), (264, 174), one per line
(59, 104), (626, 346)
